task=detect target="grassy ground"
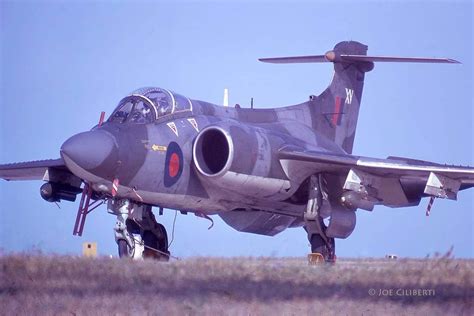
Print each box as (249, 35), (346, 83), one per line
(1, 255), (473, 315)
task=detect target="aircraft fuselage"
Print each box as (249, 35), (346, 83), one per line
(61, 98), (341, 220)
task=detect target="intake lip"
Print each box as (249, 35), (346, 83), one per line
(193, 126), (234, 178)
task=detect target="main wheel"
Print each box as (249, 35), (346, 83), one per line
(143, 224), (170, 261)
(310, 234), (335, 262)
(156, 223), (169, 257)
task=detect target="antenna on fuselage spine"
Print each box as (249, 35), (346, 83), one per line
(223, 88), (229, 107)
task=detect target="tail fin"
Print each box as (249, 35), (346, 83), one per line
(317, 41), (371, 154)
(260, 41), (459, 154)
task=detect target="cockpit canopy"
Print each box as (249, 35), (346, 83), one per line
(109, 87), (192, 124)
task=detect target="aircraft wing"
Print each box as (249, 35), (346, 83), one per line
(279, 148), (474, 206)
(0, 158), (68, 181)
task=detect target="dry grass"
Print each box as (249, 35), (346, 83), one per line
(1, 255), (473, 315)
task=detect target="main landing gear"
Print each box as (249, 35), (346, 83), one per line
(108, 199), (170, 261)
(304, 174), (336, 263)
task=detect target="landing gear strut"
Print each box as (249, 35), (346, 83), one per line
(117, 239), (134, 258)
(108, 199), (170, 261)
(304, 174), (336, 263)
(309, 233), (335, 261)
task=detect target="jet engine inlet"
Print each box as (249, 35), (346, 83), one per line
(193, 126), (233, 177)
(193, 123), (292, 199)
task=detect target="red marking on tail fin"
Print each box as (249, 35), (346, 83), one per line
(332, 96), (342, 126)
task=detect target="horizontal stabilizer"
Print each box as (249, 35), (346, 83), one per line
(259, 55), (328, 64)
(259, 51), (460, 64)
(340, 55), (460, 64)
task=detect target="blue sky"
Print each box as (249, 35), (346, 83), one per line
(0, 0), (472, 258)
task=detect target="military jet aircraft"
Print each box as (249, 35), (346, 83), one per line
(1, 41), (472, 261)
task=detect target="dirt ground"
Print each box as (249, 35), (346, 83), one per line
(1, 255), (473, 315)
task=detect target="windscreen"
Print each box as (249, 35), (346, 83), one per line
(109, 96), (155, 124)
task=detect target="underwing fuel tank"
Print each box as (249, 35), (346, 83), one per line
(340, 191), (376, 211)
(40, 182), (82, 202)
(192, 123), (291, 199)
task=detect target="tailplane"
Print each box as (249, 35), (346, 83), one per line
(260, 41), (459, 154)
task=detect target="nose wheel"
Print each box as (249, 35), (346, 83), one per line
(117, 239), (134, 258)
(116, 218), (143, 259)
(110, 199), (170, 261)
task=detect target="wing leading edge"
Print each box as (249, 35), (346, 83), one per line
(0, 158), (67, 181)
(279, 148), (474, 207)
(280, 149), (474, 181)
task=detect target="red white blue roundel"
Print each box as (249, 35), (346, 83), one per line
(164, 142), (183, 187)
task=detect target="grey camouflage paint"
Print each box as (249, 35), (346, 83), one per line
(59, 41), (373, 236)
(2, 41), (469, 239)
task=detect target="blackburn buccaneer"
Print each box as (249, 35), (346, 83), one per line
(1, 41), (473, 261)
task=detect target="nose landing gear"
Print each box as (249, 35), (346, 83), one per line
(109, 199), (170, 261)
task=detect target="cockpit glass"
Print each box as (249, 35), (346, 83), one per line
(109, 100), (133, 123)
(109, 87), (192, 124)
(109, 96), (155, 124)
(174, 93), (192, 112)
(128, 100), (154, 124)
(145, 90), (173, 117)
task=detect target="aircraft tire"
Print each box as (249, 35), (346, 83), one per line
(156, 224), (170, 257)
(143, 227), (170, 261)
(117, 239), (132, 258)
(310, 234), (335, 261)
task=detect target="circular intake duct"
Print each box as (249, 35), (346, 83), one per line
(193, 126), (233, 177)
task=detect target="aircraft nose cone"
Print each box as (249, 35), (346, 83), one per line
(61, 131), (118, 175)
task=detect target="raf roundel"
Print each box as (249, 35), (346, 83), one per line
(169, 153), (180, 177)
(164, 141), (184, 187)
